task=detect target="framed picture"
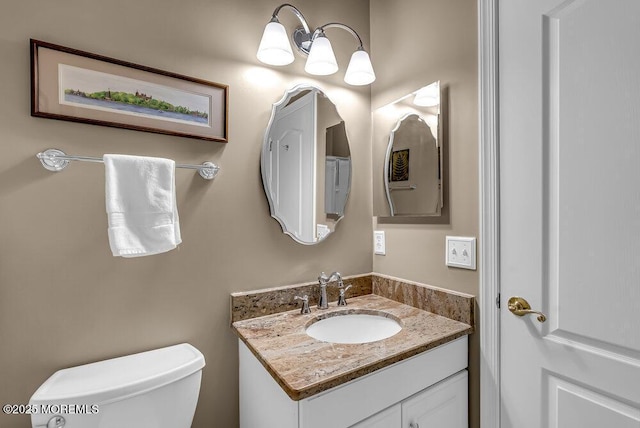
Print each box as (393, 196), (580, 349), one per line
(390, 149), (410, 182)
(30, 39), (228, 142)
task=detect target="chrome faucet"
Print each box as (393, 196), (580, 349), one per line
(317, 271), (342, 309)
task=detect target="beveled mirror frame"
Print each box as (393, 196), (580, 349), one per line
(384, 113), (443, 216)
(376, 86), (449, 224)
(260, 84), (351, 244)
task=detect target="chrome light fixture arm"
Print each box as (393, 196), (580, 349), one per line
(270, 7), (366, 55)
(314, 22), (365, 50)
(271, 3), (311, 33)
(271, 3), (314, 54)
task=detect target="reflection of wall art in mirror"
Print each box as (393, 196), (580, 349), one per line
(390, 149), (410, 182)
(374, 81), (449, 223)
(31, 39), (228, 142)
(260, 84), (351, 244)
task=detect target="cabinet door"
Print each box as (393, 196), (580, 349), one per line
(350, 404), (401, 428)
(300, 337), (468, 428)
(239, 341), (298, 428)
(402, 370), (468, 428)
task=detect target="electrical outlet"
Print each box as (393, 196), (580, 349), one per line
(374, 230), (386, 255)
(446, 236), (476, 270)
(317, 224), (330, 240)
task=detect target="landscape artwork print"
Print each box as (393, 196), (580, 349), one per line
(31, 39), (228, 142)
(59, 65), (211, 128)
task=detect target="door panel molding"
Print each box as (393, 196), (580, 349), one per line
(545, 331), (640, 366)
(543, 0), (640, 357)
(545, 372), (640, 428)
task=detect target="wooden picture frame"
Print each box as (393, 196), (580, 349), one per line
(30, 39), (229, 142)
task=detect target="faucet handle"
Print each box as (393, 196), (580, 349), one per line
(337, 284), (352, 306)
(294, 295), (311, 314)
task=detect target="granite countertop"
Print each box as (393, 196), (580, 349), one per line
(232, 294), (472, 401)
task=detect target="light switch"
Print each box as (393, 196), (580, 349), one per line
(374, 230), (386, 255)
(446, 236), (476, 270)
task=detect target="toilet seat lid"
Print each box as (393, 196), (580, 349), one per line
(30, 343), (205, 405)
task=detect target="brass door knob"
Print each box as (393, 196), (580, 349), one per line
(508, 296), (547, 323)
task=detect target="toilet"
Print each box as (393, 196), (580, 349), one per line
(29, 343), (205, 428)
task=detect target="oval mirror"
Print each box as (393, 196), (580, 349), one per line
(261, 85), (351, 244)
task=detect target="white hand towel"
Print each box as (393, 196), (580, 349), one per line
(104, 154), (181, 257)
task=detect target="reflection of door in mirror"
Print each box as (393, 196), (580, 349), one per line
(266, 91), (316, 242)
(325, 156), (350, 216)
(323, 122), (351, 216)
(385, 114), (441, 216)
(315, 95), (351, 239)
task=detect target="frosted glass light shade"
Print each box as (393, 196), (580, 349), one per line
(257, 21), (294, 66)
(304, 35), (338, 75)
(344, 49), (376, 86)
(413, 82), (440, 107)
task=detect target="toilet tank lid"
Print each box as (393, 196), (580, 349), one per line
(30, 343), (205, 405)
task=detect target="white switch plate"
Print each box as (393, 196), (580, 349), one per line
(374, 230), (386, 255)
(446, 236), (476, 270)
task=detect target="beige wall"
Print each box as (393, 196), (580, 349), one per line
(0, 1), (371, 427)
(369, 0), (479, 427)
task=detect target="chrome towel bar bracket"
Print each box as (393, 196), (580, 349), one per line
(36, 148), (219, 180)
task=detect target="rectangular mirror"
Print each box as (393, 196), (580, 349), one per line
(373, 82), (449, 224)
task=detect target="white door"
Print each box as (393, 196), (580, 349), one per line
(267, 92), (316, 242)
(499, 0), (640, 427)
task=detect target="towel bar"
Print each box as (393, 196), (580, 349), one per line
(36, 148), (219, 180)
(389, 185), (417, 191)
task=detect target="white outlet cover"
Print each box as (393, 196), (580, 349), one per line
(445, 236), (476, 270)
(374, 230), (386, 255)
(317, 224), (330, 240)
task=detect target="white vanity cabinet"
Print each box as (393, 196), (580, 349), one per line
(350, 404), (401, 428)
(353, 370), (468, 428)
(239, 336), (468, 428)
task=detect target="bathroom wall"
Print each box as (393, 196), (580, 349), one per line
(0, 1), (371, 427)
(369, 0), (479, 426)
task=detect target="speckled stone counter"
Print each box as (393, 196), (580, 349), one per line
(230, 273), (474, 325)
(232, 293), (472, 401)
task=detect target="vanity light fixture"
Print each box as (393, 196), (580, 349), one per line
(256, 3), (375, 86)
(413, 82), (440, 107)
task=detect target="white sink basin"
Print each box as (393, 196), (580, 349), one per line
(306, 312), (402, 344)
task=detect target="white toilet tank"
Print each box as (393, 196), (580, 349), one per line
(29, 343), (205, 428)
